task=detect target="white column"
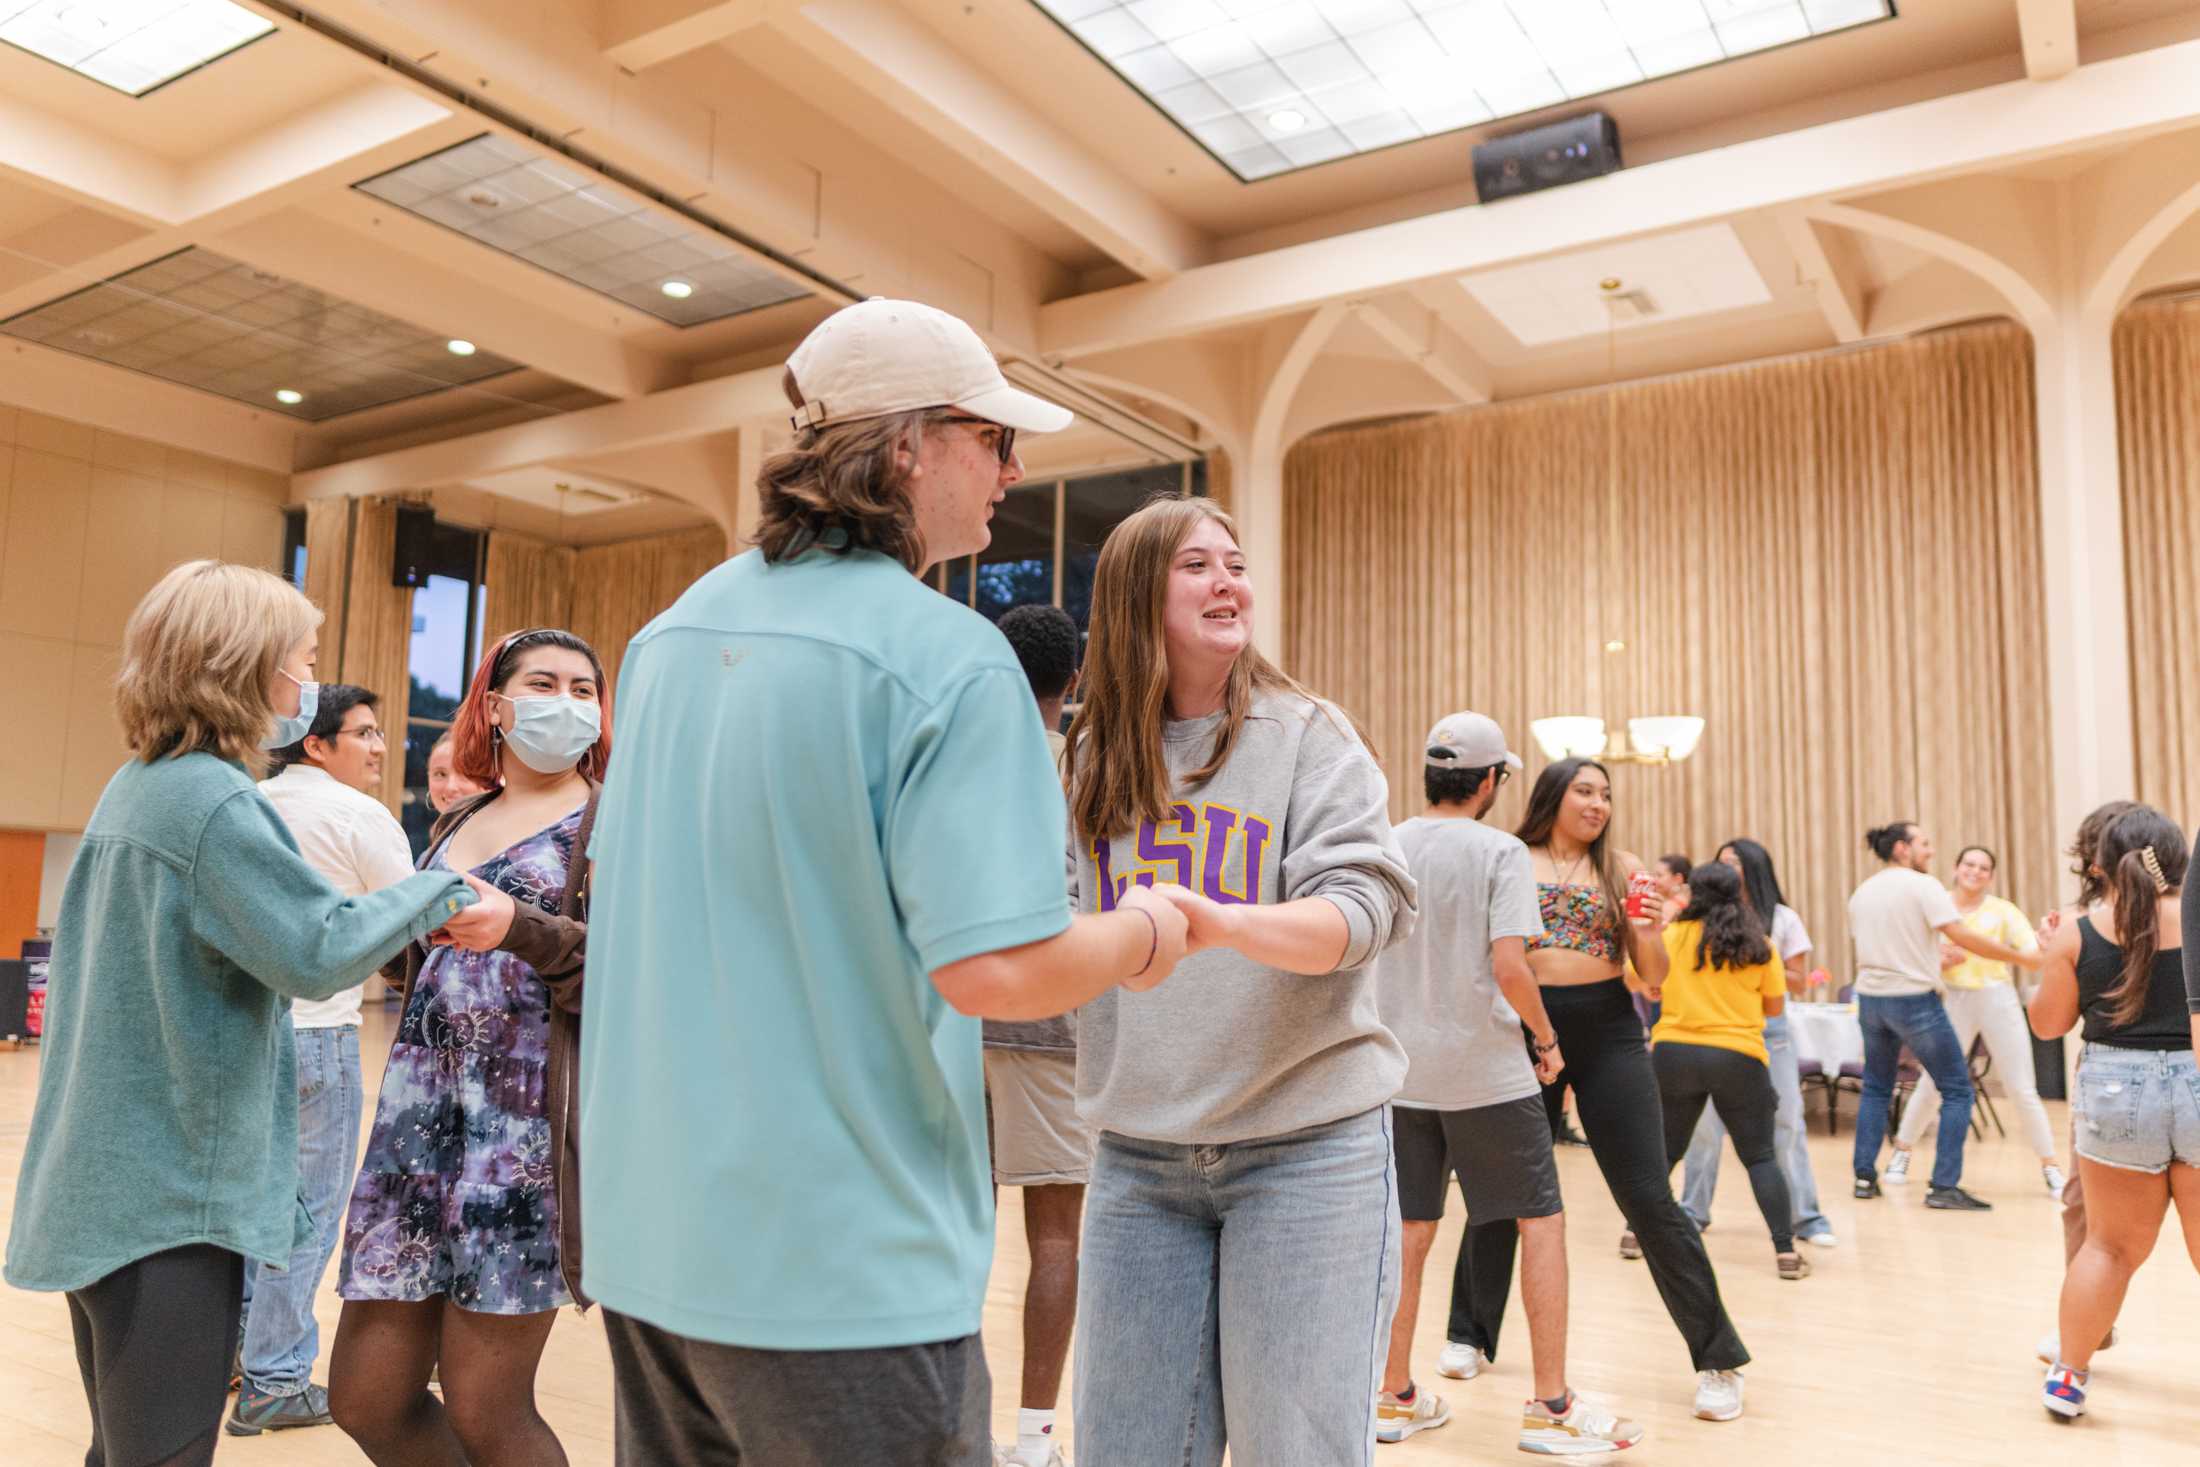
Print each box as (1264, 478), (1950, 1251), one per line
(2032, 305), (2135, 890)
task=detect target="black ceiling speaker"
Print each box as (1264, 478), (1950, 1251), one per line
(391, 504), (436, 589)
(1473, 112), (1622, 203)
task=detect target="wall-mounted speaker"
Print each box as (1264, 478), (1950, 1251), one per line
(391, 504), (436, 589)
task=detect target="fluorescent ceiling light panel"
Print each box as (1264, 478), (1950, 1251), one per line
(0, 247), (522, 421)
(1030, 0), (1894, 181)
(0, 0), (275, 96)
(355, 135), (809, 327)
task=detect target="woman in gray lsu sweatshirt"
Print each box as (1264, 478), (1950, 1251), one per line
(1061, 496), (1419, 1467)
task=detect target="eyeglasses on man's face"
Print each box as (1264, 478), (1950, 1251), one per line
(335, 724), (387, 747)
(937, 413), (1017, 466)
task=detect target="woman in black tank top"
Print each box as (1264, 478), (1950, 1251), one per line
(2027, 806), (2200, 1423)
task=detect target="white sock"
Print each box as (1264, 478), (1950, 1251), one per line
(1018, 1408), (1056, 1455)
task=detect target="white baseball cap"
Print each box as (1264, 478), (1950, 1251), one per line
(1425, 711), (1523, 773)
(784, 298), (1074, 435)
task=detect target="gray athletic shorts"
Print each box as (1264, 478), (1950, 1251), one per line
(984, 1049), (1093, 1186)
(1392, 1096), (1565, 1223)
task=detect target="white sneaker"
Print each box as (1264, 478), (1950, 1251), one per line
(1884, 1149), (1913, 1185)
(1800, 1229), (1839, 1248)
(2043, 1163), (2069, 1198)
(1693, 1369), (1744, 1421)
(1520, 1392), (1646, 1455)
(1003, 1446), (1065, 1467)
(1376, 1384), (1451, 1443)
(1437, 1342), (1486, 1379)
(2037, 1327), (2117, 1364)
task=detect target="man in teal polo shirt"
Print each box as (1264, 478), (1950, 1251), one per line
(580, 298), (1191, 1465)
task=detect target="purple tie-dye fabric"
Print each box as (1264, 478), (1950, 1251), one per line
(337, 808), (579, 1315)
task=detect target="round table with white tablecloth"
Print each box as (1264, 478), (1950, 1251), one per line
(1788, 1001), (1865, 1079)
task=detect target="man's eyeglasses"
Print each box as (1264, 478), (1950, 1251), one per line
(336, 726), (388, 747)
(937, 413), (1017, 467)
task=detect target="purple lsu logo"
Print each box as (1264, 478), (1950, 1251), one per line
(1093, 802), (1274, 910)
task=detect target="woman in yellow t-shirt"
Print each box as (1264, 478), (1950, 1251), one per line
(1651, 862), (1806, 1280)
(1886, 845), (2058, 1192)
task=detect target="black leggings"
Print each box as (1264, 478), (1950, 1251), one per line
(65, 1244), (243, 1467)
(1653, 1040), (1796, 1253)
(1455, 981), (1747, 1372)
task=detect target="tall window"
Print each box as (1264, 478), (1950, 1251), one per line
(934, 457), (1206, 632)
(281, 506), (306, 590)
(400, 521), (486, 853)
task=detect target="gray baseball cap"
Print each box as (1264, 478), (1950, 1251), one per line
(1425, 711), (1523, 773)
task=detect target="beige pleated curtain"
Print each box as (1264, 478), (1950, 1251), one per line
(481, 532), (577, 652)
(1285, 320), (2054, 983)
(317, 498), (417, 815)
(570, 525), (728, 692)
(483, 523), (728, 692)
(2115, 294), (2200, 831)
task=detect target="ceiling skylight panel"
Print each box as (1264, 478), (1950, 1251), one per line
(1029, 0), (1892, 180)
(0, 0), (275, 96)
(1712, 2), (1811, 50)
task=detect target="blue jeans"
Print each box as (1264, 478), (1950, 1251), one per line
(1681, 1017), (1831, 1237)
(240, 1025), (362, 1394)
(1074, 1107), (1400, 1467)
(1853, 994), (1972, 1189)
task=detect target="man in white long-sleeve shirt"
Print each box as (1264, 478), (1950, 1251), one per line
(229, 684), (417, 1437)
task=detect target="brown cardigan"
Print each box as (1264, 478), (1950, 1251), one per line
(397, 783), (597, 1308)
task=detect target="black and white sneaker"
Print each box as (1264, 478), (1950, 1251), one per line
(1853, 1176), (1882, 1200)
(1926, 1185), (1993, 1211)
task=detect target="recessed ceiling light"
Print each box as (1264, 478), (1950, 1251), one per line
(0, 0), (277, 97)
(445, 339), (477, 356)
(1034, 0), (1895, 182)
(463, 188), (503, 210)
(274, 388), (304, 405)
(659, 279), (695, 300)
(1600, 277), (1624, 292)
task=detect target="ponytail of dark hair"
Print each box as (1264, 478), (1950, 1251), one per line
(1864, 822), (1915, 863)
(2095, 807), (2187, 1028)
(1677, 862), (1773, 971)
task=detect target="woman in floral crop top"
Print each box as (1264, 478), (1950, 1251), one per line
(1506, 758), (1751, 1422)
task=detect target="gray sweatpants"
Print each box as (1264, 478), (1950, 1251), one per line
(603, 1310), (993, 1466)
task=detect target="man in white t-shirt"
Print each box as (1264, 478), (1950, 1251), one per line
(230, 685), (417, 1435)
(1370, 712), (1644, 1455)
(1846, 821), (2034, 1212)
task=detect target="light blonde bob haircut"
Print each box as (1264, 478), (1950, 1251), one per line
(116, 559), (322, 775)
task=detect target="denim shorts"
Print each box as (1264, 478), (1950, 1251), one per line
(2073, 1044), (2200, 1175)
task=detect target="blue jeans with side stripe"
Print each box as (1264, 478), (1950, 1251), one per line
(1073, 1107), (1400, 1467)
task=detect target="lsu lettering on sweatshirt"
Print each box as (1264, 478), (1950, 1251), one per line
(1070, 691), (1418, 1144)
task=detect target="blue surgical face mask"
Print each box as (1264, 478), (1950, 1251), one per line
(262, 669), (319, 750)
(496, 693), (601, 774)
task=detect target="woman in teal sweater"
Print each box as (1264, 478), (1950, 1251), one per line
(5, 560), (477, 1467)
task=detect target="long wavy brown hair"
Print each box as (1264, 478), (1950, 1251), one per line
(1066, 497), (1358, 844)
(2094, 805), (2186, 1028)
(753, 369), (931, 572)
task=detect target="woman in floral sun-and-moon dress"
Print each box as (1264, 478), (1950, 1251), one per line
(343, 809), (580, 1314)
(329, 628), (609, 1467)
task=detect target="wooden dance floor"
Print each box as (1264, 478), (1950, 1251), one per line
(1, 1004), (2193, 1464)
